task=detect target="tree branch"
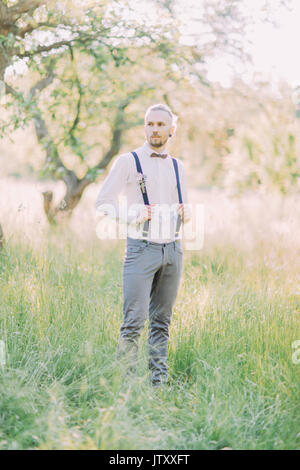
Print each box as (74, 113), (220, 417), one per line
(16, 39), (72, 57)
(14, 32), (102, 58)
(4, 81), (19, 96)
(81, 98), (133, 186)
(28, 66), (65, 171)
(16, 22), (38, 37)
(82, 85), (154, 184)
(68, 46), (82, 140)
(8, 1), (47, 20)
(28, 66), (85, 210)
(29, 68), (56, 99)
(15, 20), (62, 38)
(0, 2), (9, 24)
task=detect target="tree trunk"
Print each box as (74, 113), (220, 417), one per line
(42, 174), (91, 225)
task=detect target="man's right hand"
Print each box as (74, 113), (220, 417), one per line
(136, 204), (157, 224)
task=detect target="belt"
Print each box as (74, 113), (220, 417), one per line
(127, 237), (180, 247)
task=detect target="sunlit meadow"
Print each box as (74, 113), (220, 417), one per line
(0, 177), (299, 449)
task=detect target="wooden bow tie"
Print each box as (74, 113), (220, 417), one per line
(151, 152), (168, 159)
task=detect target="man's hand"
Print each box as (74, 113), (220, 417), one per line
(136, 204), (157, 224)
(176, 203), (192, 223)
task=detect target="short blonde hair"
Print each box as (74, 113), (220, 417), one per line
(145, 103), (178, 132)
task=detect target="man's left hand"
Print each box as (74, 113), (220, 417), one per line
(176, 203), (192, 223)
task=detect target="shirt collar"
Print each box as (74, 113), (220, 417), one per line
(142, 141), (169, 158)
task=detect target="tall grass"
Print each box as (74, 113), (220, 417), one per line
(0, 179), (299, 449)
(0, 231), (299, 449)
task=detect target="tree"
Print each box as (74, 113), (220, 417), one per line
(0, 0), (293, 233)
(1, 0), (188, 224)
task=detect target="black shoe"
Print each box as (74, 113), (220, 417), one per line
(151, 377), (168, 388)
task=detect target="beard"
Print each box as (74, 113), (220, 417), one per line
(149, 135), (168, 148)
(150, 141), (163, 148)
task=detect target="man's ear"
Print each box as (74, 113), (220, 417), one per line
(169, 125), (175, 138)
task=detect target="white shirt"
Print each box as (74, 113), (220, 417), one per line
(95, 141), (189, 243)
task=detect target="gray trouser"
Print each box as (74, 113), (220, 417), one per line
(117, 236), (183, 384)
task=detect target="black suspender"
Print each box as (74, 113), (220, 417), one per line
(171, 157), (183, 238)
(131, 151), (183, 239)
(131, 151), (150, 238)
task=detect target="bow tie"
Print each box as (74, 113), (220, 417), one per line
(151, 152), (168, 159)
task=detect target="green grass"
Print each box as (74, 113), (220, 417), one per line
(0, 232), (299, 450)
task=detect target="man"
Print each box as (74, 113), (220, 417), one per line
(96, 103), (191, 386)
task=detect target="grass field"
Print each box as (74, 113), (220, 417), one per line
(0, 181), (299, 449)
